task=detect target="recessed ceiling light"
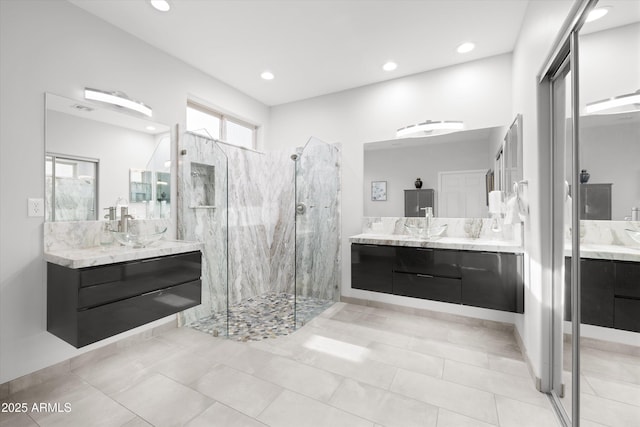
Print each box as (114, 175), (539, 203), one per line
(586, 7), (610, 23)
(261, 71), (275, 80)
(457, 42), (475, 54)
(150, 0), (171, 12)
(382, 61), (397, 71)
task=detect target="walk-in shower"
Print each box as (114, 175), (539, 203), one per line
(178, 132), (340, 341)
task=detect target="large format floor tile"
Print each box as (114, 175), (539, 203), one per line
(11, 302), (637, 427)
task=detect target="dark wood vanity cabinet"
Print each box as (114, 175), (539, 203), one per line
(460, 252), (524, 313)
(351, 244), (523, 313)
(351, 244), (394, 293)
(48, 251), (202, 348)
(564, 258), (639, 332)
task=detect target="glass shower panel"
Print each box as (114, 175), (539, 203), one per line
(294, 137), (341, 327)
(178, 131), (228, 337)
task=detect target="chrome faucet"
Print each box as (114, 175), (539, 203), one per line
(420, 207), (433, 238)
(103, 206), (117, 220)
(118, 207), (134, 233)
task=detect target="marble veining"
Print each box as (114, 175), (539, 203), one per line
(350, 234), (524, 254)
(362, 216), (520, 243)
(44, 218), (172, 252)
(44, 239), (203, 269)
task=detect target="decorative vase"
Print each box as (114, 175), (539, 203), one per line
(579, 169), (590, 184)
(415, 178), (423, 189)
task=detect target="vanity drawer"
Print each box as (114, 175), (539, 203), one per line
(79, 251), (201, 289)
(394, 247), (460, 278)
(77, 251), (201, 308)
(392, 271), (461, 304)
(614, 297), (640, 333)
(615, 261), (640, 298)
(77, 279), (202, 347)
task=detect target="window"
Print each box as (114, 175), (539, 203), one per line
(186, 102), (257, 149)
(46, 154), (98, 221)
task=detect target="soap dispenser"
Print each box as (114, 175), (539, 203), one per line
(99, 221), (113, 250)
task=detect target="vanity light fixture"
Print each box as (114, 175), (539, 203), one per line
(84, 88), (153, 117)
(456, 42), (475, 54)
(586, 6), (610, 23)
(585, 90), (640, 114)
(261, 71), (275, 80)
(382, 61), (397, 71)
(149, 0), (171, 12)
(396, 120), (464, 138)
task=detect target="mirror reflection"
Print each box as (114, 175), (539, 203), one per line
(45, 93), (171, 221)
(363, 121), (522, 218)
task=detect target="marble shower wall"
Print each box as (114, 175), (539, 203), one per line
(295, 139), (342, 301)
(177, 132), (228, 326)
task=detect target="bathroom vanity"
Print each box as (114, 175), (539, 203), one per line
(45, 241), (202, 348)
(350, 235), (524, 313)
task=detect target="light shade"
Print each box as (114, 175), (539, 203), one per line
(150, 0), (171, 12)
(84, 88), (152, 117)
(586, 7), (609, 23)
(585, 91), (640, 114)
(397, 120), (464, 138)
(382, 61), (397, 71)
(261, 71), (275, 80)
(457, 42), (475, 54)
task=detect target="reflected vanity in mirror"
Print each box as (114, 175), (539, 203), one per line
(45, 93), (171, 222)
(364, 118), (523, 219)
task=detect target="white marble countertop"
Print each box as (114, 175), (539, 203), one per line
(567, 243), (640, 262)
(349, 234), (524, 254)
(44, 239), (204, 269)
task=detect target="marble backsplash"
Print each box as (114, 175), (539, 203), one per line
(44, 218), (172, 252)
(362, 216), (521, 243)
(577, 220), (640, 247)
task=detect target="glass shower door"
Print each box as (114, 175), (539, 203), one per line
(294, 137), (341, 327)
(178, 131), (229, 337)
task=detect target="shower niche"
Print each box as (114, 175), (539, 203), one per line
(190, 162), (215, 208)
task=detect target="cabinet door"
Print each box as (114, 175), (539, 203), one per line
(614, 298), (640, 332)
(564, 258), (614, 328)
(351, 244), (394, 293)
(615, 261), (640, 298)
(460, 252), (523, 313)
(393, 272), (461, 303)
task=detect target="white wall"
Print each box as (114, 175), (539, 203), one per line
(0, 0), (269, 383)
(364, 138), (491, 217)
(511, 0), (576, 386)
(268, 54), (513, 318)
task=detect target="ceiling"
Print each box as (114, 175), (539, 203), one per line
(68, 0), (639, 107)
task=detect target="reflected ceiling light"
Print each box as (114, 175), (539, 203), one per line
(396, 120), (464, 138)
(457, 42), (475, 54)
(145, 125), (156, 131)
(261, 71), (275, 80)
(149, 0), (171, 12)
(585, 90), (640, 114)
(84, 88), (153, 117)
(382, 61), (397, 71)
(586, 7), (610, 23)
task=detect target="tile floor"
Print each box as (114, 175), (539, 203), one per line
(3, 302), (635, 427)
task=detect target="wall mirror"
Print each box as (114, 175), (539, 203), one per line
(45, 93), (171, 222)
(575, 20), (639, 221)
(363, 120), (522, 218)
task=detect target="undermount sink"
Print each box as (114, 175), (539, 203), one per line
(404, 223), (448, 239)
(110, 227), (167, 248)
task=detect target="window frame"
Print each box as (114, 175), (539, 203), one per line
(186, 101), (257, 149)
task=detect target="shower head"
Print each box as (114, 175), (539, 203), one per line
(290, 153), (298, 161)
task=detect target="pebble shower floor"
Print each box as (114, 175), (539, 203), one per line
(187, 292), (335, 341)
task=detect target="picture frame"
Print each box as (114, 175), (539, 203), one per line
(371, 181), (387, 201)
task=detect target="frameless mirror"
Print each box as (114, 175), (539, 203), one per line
(45, 93), (171, 221)
(363, 121), (522, 218)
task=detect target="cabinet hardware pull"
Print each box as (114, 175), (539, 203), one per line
(417, 248), (433, 252)
(417, 274), (434, 278)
